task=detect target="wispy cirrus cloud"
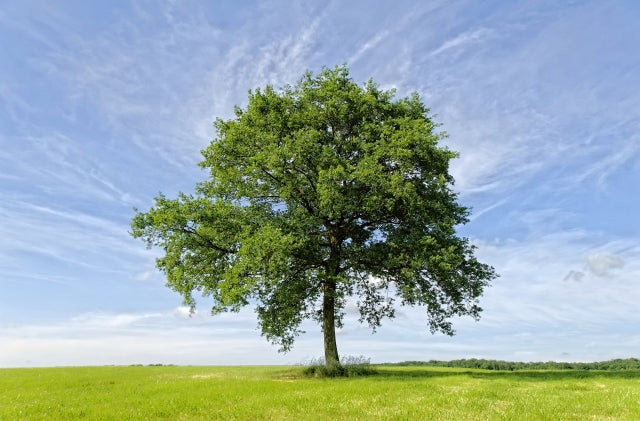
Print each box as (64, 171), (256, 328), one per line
(428, 27), (493, 58)
(409, 1), (640, 199)
(11, 1), (334, 177)
(474, 232), (640, 328)
(0, 199), (160, 306)
(348, 30), (390, 65)
(1, 133), (135, 207)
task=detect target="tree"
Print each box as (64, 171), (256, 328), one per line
(131, 66), (497, 369)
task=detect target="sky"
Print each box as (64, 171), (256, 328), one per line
(1, 0), (639, 367)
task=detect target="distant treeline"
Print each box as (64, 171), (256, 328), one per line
(382, 358), (640, 371)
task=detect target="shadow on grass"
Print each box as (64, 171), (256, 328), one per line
(372, 367), (640, 382)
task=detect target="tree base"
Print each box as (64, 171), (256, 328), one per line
(301, 356), (377, 378)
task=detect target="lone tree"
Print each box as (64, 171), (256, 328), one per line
(131, 66), (496, 369)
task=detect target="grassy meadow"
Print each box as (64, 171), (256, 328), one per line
(1, 365), (639, 420)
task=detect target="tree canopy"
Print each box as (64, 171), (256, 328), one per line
(131, 66), (497, 368)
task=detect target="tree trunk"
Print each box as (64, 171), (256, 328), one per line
(322, 279), (340, 367)
(323, 228), (342, 369)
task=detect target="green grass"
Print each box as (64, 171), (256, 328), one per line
(1, 365), (639, 420)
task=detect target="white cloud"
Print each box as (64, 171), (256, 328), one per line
(0, 308), (307, 367)
(428, 28), (493, 58)
(173, 306), (195, 319)
(0, 198), (159, 310)
(584, 253), (624, 278)
(133, 271), (154, 282)
(1, 133), (136, 207)
(348, 30), (390, 65)
(475, 233), (640, 329)
(412, 2), (640, 199)
(71, 312), (163, 329)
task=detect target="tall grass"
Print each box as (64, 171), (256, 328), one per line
(301, 355), (377, 377)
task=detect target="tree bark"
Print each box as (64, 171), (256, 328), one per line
(322, 279), (340, 367)
(322, 227), (342, 368)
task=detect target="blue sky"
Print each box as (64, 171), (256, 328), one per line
(1, 0), (639, 367)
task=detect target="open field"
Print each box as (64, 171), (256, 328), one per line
(1, 365), (639, 420)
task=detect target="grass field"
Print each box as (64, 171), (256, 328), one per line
(1, 365), (639, 420)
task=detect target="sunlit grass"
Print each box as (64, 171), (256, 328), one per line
(1, 365), (638, 420)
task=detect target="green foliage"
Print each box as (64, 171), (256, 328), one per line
(2, 365), (639, 420)
(385, 358), (640, 371)
(131, 65), (497, 361)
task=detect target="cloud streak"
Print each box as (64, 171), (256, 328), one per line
(428, 27), (493, 58)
